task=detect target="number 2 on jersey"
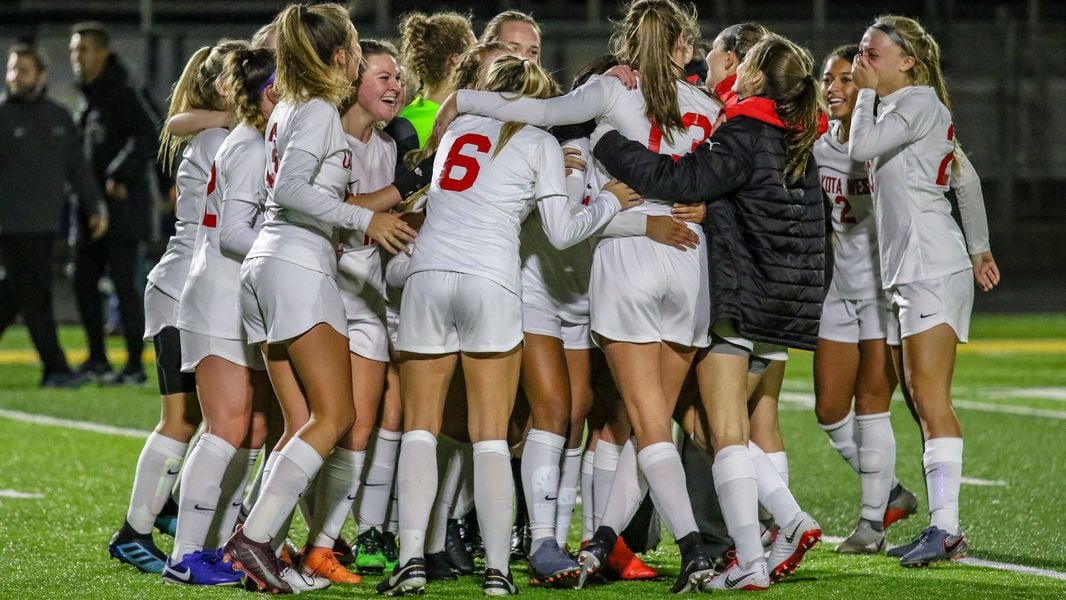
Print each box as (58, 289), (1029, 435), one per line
(439, 133), (492, 192)
(833, 195), (857, 225)
(647, 112), (713, 158)
(935, 124), (955, 186)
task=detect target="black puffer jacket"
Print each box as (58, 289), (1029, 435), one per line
(594, 98), (827, 350)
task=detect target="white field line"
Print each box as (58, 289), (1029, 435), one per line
(960, 477), (1008, 487)
(777, 390), (1066, 420)
(0, 408), (149, 438)
(0, 489), (44, 499)
(821, 536), (1066, 581)
(985, 387), (1066, 402)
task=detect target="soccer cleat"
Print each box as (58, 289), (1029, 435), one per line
(155, 498), (179, 537)
(670, 547), (714, 594)
(527, 539), (580, 588)
(884, 483), (919, 529)
(483, 568), (518, 596)
(606, 536), (658, 580)
(78, 358), (113, 380)
(108, 522), (167, 574)
(444, 519), (475, 574)
(899, 526), (968, 567)
(223, 526), (293, 594)
(382, 531), (400, 572)
(376, 557), (427, 596)
(280, 538), (299, 567)
(835, 519), (886, 554)
(355, 528), (388, 573)
(162, 550), (243, 586)
(704, 559), (770, 591)
(425, 551), (458, 581)
(576, 527), (615, 589)
(459, 514), (485, 557)
(244, 567), (332, 594)
(301, 546), (363, 584)
(101, 367), (148, 386)
(334, 536), (355, 567)
(887, 533), (922, 558)
(42, 370), (90, 388)
(510, 524), (530, 560)
(767, 511), (821, 582)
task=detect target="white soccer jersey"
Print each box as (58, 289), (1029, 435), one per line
(814, 121), (881, 299)
(178, 123), (266, 340)
(146, 128), (229, 299)
(337, 129), (395, 320)
(409, 115), (621, 295)
(457, 75), (721, 225)
(850, 86), (970, 287)
(246, 98), (370, 276)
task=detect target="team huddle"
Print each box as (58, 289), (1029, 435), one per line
(104, 0), (1001, 595)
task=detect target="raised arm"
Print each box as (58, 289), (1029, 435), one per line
(593, 121), (752, 205)
(848, 89), (931, 162)
(166, 109), (235, 137)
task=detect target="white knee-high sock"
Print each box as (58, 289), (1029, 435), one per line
(126, 432), (187, 534)
(857, 412), (896, 525)
(819, 411), (860, 473)
(521, 428), (565, 552)
(924, 437), (963, 535)
(243, 437), (322, 544)
(206, 447), (258, 549)
(766, 451), (790, 487)
(309, 448), (365, 548)
(555, 447), (583, 546)
(473, 440), (514, 574)
(749, 442), (801, 527)
(713, 444), (762, 567)
(600, 439), (648, 533)
(356, 428), (401, 532)
(591, 441), (621, 528)
(426, 436), (464, 554)
(449, 443), (475, 519)
(397, 430), (438, 564)
(637, 441), (698, 539)
(172, 433), (236, 560)
(579, 450), (595, 541)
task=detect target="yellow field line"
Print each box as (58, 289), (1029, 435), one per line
(0, 338), (1063, 365)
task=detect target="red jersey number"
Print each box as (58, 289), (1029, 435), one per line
(647, 113), (714, 159)
(439, 133), (492, 192)
(833, 195), (857, 225)
(935, 124), (955, 186)
(266, 122), (279, 189)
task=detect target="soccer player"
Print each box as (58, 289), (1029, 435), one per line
(480, 10), (542, 63)
(703, 23), (770, 105)
(593, 34), (829, 590)
(379, 55), (640, 597)
(849, 15), (998, 567)
(221, 5), (414, 593)
(813, 44), (920, 554)
(436, 0), (720, 592)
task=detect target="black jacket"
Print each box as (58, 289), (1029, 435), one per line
(593, 99), (827, 350)
(75, 54), (158, 240)
(0, 90), (104, 236)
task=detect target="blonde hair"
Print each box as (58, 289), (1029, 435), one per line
(479, 54), (560, 157)
(273, 2), (356, 106)
(159, 40), (247, 172)
(480, 10), (541, 45)
(251, 22), (276, 49)
(738, 35), (826, 183)
(222, 47), (275, 133)
(399, 11), (473, 94)
(611, 0), (699, 145)
(451, 41), (510, 91)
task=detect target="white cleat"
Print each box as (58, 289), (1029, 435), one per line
(768, 511), (821, 582)
(704, 559), (770, 591)
(283, 568), (331, 594)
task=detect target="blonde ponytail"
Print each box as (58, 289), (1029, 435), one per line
(274, 2), (356, 106)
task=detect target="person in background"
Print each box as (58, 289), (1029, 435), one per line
(0, 43), (107, 388)
(69, 21), (157, 384)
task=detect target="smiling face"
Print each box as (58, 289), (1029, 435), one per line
(69, 32), (108, 83)
(497, 20), (540, 63)
(822, 55), (857, 121)
(858, 27), (915, 96)
(357, 53), (401, 122)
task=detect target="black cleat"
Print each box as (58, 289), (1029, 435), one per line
(671, 534), (714, 594)
(576, 527), (616, 589)
(223, 526), (292, 594)
(424, 552), (457, 581)
(444, 519), (475, 574)
(483, 568), (518, 596)
(376, 557), (427, 596)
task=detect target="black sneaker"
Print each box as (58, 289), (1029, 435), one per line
(425, 551), (457, 581)
(41, 370), (90, 389)
(576, 526), (616, 589)
(444, 519), (475, 574)
(102, 367), (148, 386)
(376, 557), (427, 596)
(78, 358), (113, 380)
(483, 568), (518, 596)
(223, 526), (292, 594)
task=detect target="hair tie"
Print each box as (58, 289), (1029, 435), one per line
(871, 22), (909, 53)
(256, 70), (276, 94)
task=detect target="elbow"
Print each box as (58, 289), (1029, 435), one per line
(848, 144), (874, 163)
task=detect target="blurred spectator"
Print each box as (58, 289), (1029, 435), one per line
(69, 22), (157, 384)
(0, 44), (107, 387)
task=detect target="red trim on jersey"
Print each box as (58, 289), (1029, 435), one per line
(202, 212), (218, 228)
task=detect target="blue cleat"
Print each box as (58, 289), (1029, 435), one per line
(527, 539), (580, 588)
(108, 522), (166, 574)
(162, 550), (244, 586)
(155, 499), (178, 538)
(899, 526), (968, 567)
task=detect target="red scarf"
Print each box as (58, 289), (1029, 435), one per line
(723, 96), (829, 138)
(714, 73), (739, 107)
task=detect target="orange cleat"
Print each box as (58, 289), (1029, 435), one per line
(606, 536), (658, 580)
(301, 546), (363, 585)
